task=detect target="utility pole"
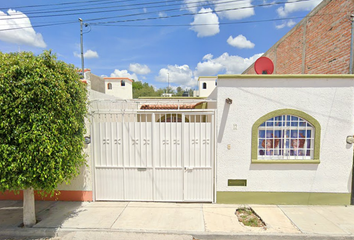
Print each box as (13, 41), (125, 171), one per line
(79, 18), (85, 77)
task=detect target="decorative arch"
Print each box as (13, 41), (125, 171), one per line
(251, 109), (321, 163)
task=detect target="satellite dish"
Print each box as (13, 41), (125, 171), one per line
(254, 57), (274, 74)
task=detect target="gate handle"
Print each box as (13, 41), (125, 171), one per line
(185, 167), (193, 171)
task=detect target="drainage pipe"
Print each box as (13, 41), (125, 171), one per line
(350, 14), (354, 74)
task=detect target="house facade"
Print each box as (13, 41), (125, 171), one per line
(194, 76), (217, 97)
(214, 75), (354, 205)
(104, 77), (133, 99)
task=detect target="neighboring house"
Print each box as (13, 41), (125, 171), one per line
(104, 77), (133, 99)
(81, 70), (133, 99)
(243, 0), (354, 74)
(194, 76), (217, 97)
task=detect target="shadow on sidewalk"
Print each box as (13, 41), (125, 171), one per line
(0, 200), (84, 238)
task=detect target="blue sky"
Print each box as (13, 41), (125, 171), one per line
(0, 0), (322, 90)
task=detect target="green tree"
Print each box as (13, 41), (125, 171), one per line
(0, 51), (87, 227)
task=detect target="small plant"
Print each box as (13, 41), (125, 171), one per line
(236, 207), (266, 228)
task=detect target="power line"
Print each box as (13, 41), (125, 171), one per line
(87, 0), (312, 24)
(0, 0), (254, 21)
(96, 15), (316, 27)
(0, 10), (345, 33)
(1, 0), (120, 10)
(0, 0), (338, 32)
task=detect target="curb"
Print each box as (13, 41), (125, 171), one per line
(1, 227), (354, 240)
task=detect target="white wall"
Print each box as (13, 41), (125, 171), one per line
(198, 77), (217, 97)
(216, 75), (354, 194)
(105, 78), (133, 99)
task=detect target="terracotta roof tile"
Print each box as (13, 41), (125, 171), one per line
(140, 102), (205, 110)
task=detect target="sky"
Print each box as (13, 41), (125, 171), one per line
(0, 0), (323, 90)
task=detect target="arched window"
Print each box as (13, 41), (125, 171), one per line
(121, 80), (125, 86)
(107, 83), (112, 90)
(252, 109), (321, 163)
(202, 82), (207, 89)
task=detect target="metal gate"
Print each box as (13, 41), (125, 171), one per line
(92, 111), (215, 202)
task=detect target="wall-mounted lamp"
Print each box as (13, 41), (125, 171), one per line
(84, 136), (91, 144)
(346, 135), (354, 144)
(225, 98), (233, 104)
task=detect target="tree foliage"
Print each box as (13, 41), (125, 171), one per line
(0, 51), (87, 194)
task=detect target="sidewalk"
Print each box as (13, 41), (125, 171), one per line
(1, 200), (354, 239)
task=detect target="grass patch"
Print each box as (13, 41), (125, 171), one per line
(236, 207), (266, 228)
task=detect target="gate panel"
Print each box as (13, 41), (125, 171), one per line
(183, 116), (213, 201)
(124, 168), (153, 200)
(96, 168), (124, 200)
(154, 115), (183, 201)
(93, 111), (214, 202)
(154, 168), (183, 201)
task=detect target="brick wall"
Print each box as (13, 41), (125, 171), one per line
(243, 0), (354, 74)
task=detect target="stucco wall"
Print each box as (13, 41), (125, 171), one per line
(216, 75), (354, 195)
(105, 79), (133, 99)
(198, 77), (217, 97)
(89, 73), (105, 93)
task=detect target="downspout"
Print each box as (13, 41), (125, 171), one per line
(350, 14), (354, 74)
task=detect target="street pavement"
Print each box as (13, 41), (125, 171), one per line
(0, 200), (354, 239)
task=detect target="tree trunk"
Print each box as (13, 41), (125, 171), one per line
(23, 188), (36, 227)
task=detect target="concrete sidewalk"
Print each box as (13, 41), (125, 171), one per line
(1, 201), (354, 239)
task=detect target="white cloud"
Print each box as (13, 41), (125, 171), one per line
(129, 63), (151, 75)
(0, 9), (46, 48)
(227, 35), (255, 49)
(84, 49), (99, 58)
(155, 65), (194, 87)
(275, 19), (296, 29)
(110, 69), (139, 81)
(154, 52), (264, 88)
(214, 0), (254, 20)
(277, 0), (322, 17)
(182, 0), (208, 13)
(190, 8), (220, 37)
(158, 12), (167, 18)
(203, 53), (214, 61)
(74, 49), (99, 59)
(194, 52), (263, 77)
(195, 60), (223, 76)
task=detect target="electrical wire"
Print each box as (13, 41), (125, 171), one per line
(0, 0), (342, 32)
(0, 0), (264, 21)
(1, 0), (122, 10)
(0, 10), (346, 33)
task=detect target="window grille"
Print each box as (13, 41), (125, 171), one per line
(258, 115), (314, 160)
(121, 80), (125, 86)
(107, 83), (112, 89)
(202, 82), (207, 89)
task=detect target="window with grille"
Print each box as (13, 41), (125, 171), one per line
(121, 80), (125, 86)
(258, 115), (314, 160)
(107, 83), (112, 89)
(203, 82), (207, 89)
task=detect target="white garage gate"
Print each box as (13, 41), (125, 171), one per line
(92, 110), (215, 202)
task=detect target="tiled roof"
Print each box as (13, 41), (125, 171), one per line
(140, 102), (205, 110)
